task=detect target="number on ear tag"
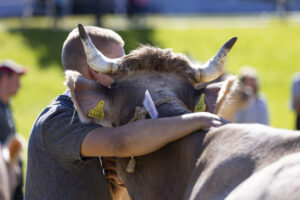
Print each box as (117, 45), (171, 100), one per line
(194, 94), (206, 112)
(88, 100), (105, 120)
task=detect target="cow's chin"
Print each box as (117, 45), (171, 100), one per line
(157, 101), (191, 118)
(94, 119), (113, 127)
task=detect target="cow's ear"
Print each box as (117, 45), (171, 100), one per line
(213, 76), (252, 122)
(196, 76), (243, 122)
(203, 83), (222, 113)
(65, 70), (112, 126)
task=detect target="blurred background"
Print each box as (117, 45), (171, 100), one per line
(0, 0), (300, 149)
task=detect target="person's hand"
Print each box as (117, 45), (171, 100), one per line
(194, 112), (230, 130)
(101, 157), (124, 187)
(101, 157), (126, 200)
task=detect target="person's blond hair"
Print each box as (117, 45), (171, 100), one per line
(61, 26), (124, 74)
(238, 65), (258, 80)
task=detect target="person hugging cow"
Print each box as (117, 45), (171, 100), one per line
(24, 25), (227, 200)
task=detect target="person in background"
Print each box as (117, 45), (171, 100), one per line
(234, 66), (269, 125)
(0, 59), (26, 200)
(291, 72), (300, 130)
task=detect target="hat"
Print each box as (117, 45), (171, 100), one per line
(0, 59), (27, 75)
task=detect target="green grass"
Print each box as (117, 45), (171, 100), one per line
(0, 16), (299, 143)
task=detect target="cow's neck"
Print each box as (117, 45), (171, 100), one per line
(114, 73), (203, 199)
(116, 104), (207, 200)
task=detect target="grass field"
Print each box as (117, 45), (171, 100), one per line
(0, 15), (300, 143)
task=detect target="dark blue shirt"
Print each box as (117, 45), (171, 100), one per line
(0, 100), (15, 144)
(25, 94), (112, 200)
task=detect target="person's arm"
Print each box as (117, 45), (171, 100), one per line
(81, 112), (228, 157)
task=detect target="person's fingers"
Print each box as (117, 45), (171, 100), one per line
(103, 164), (116, 171)
(101, 157), (116, 170)
(102, 159), (116, 166)
(104, 170), (120, 180)
(102, 165), (116, 170)
(197, 112), (231, 130)
(105, 170), (124, 185)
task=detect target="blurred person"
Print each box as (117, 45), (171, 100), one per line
(126, 0), (149, 18)
(291, 72), (300, 130)
(234, 66), (269, 125)
(0, 60), (26, 143)
(25, 25), (227, 200)
(0, 59), (26, 200)
(126, 0), (149, 27)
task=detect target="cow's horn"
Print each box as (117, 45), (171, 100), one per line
(194, 37), (237, 83)
(78, 24), (120, 74)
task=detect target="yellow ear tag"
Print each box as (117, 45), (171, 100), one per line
(194, 93), (206, 112)
(88, 100), (105, 120)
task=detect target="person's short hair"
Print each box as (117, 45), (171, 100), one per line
(61, 26), (124, 74)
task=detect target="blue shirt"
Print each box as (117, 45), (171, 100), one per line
(0, 100), (15, 144)
(235, 95), (269, 125)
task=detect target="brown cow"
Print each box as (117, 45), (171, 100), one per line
(66, 24), (239, 199)
(66, 24), (300, 200)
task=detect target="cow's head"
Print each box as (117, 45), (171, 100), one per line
(66, 24), (240, 127)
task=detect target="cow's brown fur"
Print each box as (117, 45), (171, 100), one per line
(116, 45), (198, 85)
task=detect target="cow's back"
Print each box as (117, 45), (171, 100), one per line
(183, 123), (300, 200)
(226, 152), (300, 200)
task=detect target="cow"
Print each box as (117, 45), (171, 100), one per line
(0, 134), (25, 200)
(66, 24), (300, 200)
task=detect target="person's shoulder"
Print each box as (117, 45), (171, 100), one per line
(52, 94), (74, 110)
(35, 94), (74, 123)
(292, 72), (300, 84)
(257, 95), (267, 104)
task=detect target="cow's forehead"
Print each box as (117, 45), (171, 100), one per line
(114, 71), (194, 94)
(115, 45), (197, 85)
